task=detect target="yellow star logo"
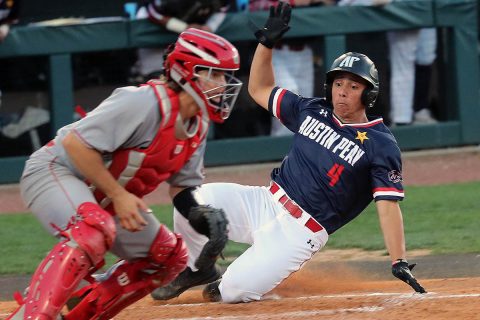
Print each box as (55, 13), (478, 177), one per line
(355, 131), (369, 144)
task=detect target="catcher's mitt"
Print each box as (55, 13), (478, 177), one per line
(188, 205), (229, 270)
(392, 259), (427, 293)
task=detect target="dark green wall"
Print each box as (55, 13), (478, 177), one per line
(18, 0), (133, 24)
(0, 0), (479, 184)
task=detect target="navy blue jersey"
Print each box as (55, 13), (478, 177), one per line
(268, 87), (404, 234)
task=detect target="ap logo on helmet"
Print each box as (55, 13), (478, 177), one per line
(339, 56), (360, 68)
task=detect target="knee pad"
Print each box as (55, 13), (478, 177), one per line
(149, 224), (188, 286)
(69, 202), (116, 265)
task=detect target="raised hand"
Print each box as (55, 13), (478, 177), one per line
(253, 2), (292, 49)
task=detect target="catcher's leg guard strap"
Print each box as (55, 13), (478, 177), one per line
(9, 202), (115, 320)
(64, 224), (187, 320)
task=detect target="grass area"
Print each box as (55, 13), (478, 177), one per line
(0, 181), (478, 275)
(328, 181), (480, 254)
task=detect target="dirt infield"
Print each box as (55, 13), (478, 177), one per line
(1, 268), (479, 319)
(0, 146), (479, 319)
(114, 276), (480, 320)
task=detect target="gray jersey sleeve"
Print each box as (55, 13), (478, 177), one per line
(70, 86), (160, 152)
(167, 138), (206, 187)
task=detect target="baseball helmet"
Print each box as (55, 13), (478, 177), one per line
(324, 52), (379, 108)
(164, 28), (242, 123)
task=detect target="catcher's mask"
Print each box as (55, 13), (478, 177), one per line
(164, 28), (243, 123)
(325, 52), (379, 108)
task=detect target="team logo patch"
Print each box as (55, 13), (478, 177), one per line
(388, 170), (403, 183)
(355, 131), (369, 144)
(173, 144), (184, 155)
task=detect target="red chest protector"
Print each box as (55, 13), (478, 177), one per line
(93, 81), (206, 212)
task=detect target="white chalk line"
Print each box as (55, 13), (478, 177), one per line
(287, 292), (480, 301)
(144, 292), (480, 320)
(2, 292), (479, 320)
(163, 306), (384, 320)
(143, 291), (480, 310)
(1, 308), (384, 320)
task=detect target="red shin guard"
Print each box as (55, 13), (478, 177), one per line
(64, 225), (188, 320)
(7, 202), (115, 320)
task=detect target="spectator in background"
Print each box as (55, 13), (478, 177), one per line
(131, 0), (230, 83)
(337, 0), (389, 5)
(250, 0), (327, 137)
(337, 0), (437, 126)
(217, 0), (339, 140)
(387, 27), (437, 125)
(0, 0), (19, 42)
(0, 0), (19, 115)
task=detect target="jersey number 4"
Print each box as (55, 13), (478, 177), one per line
(327, 163), (345, 187)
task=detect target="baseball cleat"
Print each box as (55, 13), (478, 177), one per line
(202, 278), (222, 302)
(151, 265), (221, 300)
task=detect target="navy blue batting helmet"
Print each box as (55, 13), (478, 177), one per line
(325, 52), (379, 108)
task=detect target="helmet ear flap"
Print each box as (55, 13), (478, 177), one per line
(361, 87), (379, 108)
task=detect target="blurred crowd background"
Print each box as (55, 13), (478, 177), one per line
(0, 0), (477, 157)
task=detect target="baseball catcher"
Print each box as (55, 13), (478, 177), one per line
(7, 28), (242, 320)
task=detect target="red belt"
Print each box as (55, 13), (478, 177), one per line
(269, 182), (324, 233)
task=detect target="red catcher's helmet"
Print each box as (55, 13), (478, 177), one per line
(165, 28), (242, 123)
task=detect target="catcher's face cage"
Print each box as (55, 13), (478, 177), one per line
(165, 28), (242, 123)
(194, 65), (242, 122)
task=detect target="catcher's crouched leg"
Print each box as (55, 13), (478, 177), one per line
(64, 224), (187, 320)
(7, 202), (116, 320)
